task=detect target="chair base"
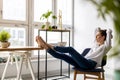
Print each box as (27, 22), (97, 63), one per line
(73, 68), (105, 80)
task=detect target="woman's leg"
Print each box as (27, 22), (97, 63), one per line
(63, 47), (97, 69)
(53, 46), (94, 68)
(48, 48), (96, 69)
(53, 46), (75, 53)
(36, 36), (96, 69)
(36, 36), (79, 67)
(36, 36), (78, 53)
(47, 49), (81, 68)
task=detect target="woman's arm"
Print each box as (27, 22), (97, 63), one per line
(105, 29), (112, 49)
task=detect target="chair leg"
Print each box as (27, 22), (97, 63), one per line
(98, 75), (101, 80)
(102, 72), (105, 80)
(98, 72), (103, 80)
(84, 74), (86, 80)
(74, 70), (77, 80)
(73, 70), (105, 80)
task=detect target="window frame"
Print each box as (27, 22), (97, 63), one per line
(0, 0), (74, 58)
(0, 0), (28, 24)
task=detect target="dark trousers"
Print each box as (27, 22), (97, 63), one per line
(47, 46), (96, 69)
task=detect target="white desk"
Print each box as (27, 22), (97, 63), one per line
(0, 46), (42, 80)
(0, 46), (42, 51)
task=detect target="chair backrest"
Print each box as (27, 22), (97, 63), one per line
(81, 48), (107, 67)
(101, 55), (107, 66)
(81, 48), (91, 56)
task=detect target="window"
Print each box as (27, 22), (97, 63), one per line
(34, 0), (52, 22)
(33, 0), (73, 56)
(3, 0), (26, 21)
(0, 0), (73, 57)
(0, 26), (26, 57)
(57, 0), (72, 25)
(0, 0), (27, 47)
(0, 26), (26, 46)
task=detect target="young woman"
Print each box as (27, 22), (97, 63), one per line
(36, 27), (112, 70)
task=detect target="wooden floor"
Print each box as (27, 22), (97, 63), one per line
(3, 70), (114, 80)
(2, 56), (115, 80)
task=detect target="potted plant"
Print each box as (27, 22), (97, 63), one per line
(0, 30), (11, 48)
(40, 10), (57, 30)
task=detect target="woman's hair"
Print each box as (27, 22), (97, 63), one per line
(98, 29), (107, 40)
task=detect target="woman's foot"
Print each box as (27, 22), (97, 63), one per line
(36, 36), (53, 50)
(36, 36), (44, 49)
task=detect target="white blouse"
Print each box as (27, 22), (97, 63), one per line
(85, 28), (112, 67)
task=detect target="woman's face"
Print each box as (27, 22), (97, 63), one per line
(96, 31), (105, 44)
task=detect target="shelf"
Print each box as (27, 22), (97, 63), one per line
(38, 29), (71, 80)
(38, 29), (70, 32)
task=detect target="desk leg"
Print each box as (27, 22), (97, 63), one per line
(27, 57), (36, 80)
(1, 55), (11, 80)
(16, 56), (23, 80)
(15, 55), (22, 79)
(15, 55), (19, 72)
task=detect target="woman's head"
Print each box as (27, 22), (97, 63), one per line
(96, 29), (107, 45)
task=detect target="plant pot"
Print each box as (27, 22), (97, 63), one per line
(45, 22), (50, 29)
(52, 25), (57, 29)
(0, 42), (10, 48)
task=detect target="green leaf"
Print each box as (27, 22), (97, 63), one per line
(52, 15), (57, 19)
(48, 26), (52, 31)
(41, 25), (45, 29)
(40, 10), (53, 21)
(0, 30), (11, 42)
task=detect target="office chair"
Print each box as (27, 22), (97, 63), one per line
(73, 48), (107, 80)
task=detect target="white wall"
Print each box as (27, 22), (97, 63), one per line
(74, 0), (114, 52)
